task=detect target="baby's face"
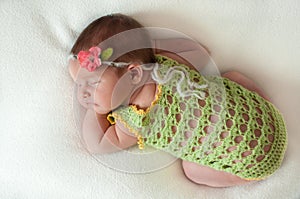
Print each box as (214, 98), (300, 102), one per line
(68, 59), (133, 114)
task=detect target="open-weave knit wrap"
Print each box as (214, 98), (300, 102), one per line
(111, 55), (287, 180)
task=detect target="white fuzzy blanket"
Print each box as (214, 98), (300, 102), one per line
(1, 0), (300, 198)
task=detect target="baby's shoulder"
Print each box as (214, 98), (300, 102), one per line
(154, 54), (198, 75)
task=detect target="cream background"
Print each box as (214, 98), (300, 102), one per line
(0, 0), (299, 198)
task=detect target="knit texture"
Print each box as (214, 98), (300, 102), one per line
(112, 55), (287, 180)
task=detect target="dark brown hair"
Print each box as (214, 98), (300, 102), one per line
(71, 14), (155, 64)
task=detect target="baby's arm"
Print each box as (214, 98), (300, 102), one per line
(82, 109), (137, 154)
(153, 38), (210, 71)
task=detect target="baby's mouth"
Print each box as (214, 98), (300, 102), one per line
(87, 102), (98, 106)
(80, 100), (99, 109)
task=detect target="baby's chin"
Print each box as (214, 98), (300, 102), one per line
(93, 106), (111, 115)
(81, 103), (102, 113)
(82, 102), (113, 114)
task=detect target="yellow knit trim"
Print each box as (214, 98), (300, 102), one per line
(244, 177), (264, 181)
(107, 113), (116, 125)
(131, 84), (162, 116)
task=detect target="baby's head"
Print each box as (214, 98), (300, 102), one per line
(70, 13), (155, 65)
(69, 14), (155, 113)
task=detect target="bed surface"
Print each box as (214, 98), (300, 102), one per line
(1, 1), (299, 198)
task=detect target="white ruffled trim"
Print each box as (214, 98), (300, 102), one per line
(151, 64), (208, 99)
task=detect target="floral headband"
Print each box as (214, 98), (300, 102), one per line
(73, 46), (129, 72)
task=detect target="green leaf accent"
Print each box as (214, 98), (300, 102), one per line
(100, 48), (113, 61)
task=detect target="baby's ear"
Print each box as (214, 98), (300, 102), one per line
(127, 63), (143, 84)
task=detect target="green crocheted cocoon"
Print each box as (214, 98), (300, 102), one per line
(112, 55), (287, 180)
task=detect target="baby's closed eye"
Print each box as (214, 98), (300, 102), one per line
(89, 81), (101, 87)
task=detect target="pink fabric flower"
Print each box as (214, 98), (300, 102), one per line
(77, 46), (101, 72)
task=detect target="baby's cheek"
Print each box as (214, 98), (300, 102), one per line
(93, 90), (102, 102)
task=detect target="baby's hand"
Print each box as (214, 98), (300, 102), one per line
(95, 113), (112, 133)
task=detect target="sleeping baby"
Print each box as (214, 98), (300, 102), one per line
(68, 13), (287, 187)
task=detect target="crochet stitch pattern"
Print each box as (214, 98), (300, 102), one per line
(111, 55), (287, 180)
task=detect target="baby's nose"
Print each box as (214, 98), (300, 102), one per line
(82, 92), (91, 99)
